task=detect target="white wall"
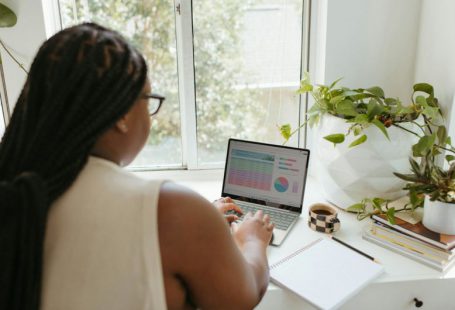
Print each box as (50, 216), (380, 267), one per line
(311, 0), (422, 100)
(0, 0), (47, 119)
(414, 0), (455, 138)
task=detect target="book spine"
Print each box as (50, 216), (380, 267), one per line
(371, 215), (451, 250)
(371, 222), (452, 260)
(362, 233), (444, 272)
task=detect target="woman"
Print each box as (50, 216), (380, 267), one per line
(0, 23), (273, 309)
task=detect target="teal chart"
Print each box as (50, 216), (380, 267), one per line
(274, 177), (289, 192)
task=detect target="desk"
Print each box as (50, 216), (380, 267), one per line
(138, 169), (455, 309)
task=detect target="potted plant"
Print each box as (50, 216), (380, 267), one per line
(279, 73), (442, 209)
(346, 96), (455, 230)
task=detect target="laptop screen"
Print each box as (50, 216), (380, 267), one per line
(222, 139), (310, 213)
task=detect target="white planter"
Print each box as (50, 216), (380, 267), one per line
(314, 114), (419, 209)
(423, 196), (455, 235)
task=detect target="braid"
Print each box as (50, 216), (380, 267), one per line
(0, 22), (147, 309)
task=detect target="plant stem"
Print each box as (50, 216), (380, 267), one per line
(0, 39), (28, 74)
(392, 123), (420, 138)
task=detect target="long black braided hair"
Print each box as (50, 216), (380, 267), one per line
(0, 22), (148, 310)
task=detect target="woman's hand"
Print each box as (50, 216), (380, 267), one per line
(213, 196), (243, 223)
(231, 210), (274, 247)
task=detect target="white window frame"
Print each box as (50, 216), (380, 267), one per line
(36, 0), (311, 171)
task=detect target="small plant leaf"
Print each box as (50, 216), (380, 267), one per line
(367, 99), (384, 120)
(437, 126), (447, 146)
(353, 125), (362, 136)
(0, 4), (17, 27)
(349, 114), (369, 124)
(386, 208), (396, 225)
(393, 172), (422, 183)
(413, 83), (434, 97)
(446, 155), (455, 163)
(349, 134), (367, 147)
(297, 72), (313, 94)
(336, 99), (357, 116)
(346, 203), (365, 213)
(366, 86), (385, 98)
(324, 133), (345, 145)
(371, 119), (390, 140)
(278, 124), (292, 140)
(329, 77), (343, 90)
(412, 134), (436, 157)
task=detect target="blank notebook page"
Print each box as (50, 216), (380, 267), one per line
(270, 238), (384, 310)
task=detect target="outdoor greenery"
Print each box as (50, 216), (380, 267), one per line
(60, 0), (303, 165)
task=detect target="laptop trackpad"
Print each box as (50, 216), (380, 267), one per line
(271, 229), (288, 246)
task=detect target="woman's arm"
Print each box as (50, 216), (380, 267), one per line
(157, 182), (273, 310)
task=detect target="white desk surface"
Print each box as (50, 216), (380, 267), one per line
(137, 169), (455, 308)
(138, 168), (455, 282)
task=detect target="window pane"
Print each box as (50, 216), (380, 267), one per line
(193, 0), (303, 166)
(58, 0), (182, 168)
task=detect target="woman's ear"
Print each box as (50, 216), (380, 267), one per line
(115, 117), (129, 133)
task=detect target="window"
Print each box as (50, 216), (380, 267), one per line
(58, 0), (309, 170)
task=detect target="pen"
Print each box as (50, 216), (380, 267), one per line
(330, 235), (378, 262)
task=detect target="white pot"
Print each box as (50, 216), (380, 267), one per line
(423, 196), (455, 235)
(314, 113), (419, 209)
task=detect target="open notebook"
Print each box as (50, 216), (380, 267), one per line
(270, 238), (384, 310)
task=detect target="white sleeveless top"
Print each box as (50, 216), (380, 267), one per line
(41, 156), (167, 310)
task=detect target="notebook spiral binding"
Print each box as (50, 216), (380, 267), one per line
(270, 238), (322, 269)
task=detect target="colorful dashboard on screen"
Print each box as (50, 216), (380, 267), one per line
(223, 139), (310, 209)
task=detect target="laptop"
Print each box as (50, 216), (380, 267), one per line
(222, 139), (310, 246)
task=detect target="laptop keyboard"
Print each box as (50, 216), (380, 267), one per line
(232, 201), (298, 230)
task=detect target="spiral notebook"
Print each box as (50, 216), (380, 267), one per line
(270, 238), (384, 310)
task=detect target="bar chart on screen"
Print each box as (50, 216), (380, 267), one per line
(227, 149), (274, 191)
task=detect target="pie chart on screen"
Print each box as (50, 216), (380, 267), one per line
(274, 177), (289, 192)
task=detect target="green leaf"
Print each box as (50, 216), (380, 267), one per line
(413, 83), (434, 97)
(446, 155), (455, 163)
(415, 95), (428, 107)
(386, 208), (396, 225)
(324, 133), (345, 145)
(366, 86), (385, 98)
(367, 99), (384, 120)
(393, 172), (422, 182)
(353, 125), (362, 136)
(371, 199), (383, 211)
(412, 134), (436, 157)
(349, 134), (367, 147)
(346, 203), (365, 213)
(371, 119), (390, 140)
(329, 77), (343, 90)
(330, 95), (345, 105)
(437, 126), (447, 146)
(279, 124), (292, 140)
(349, 114), (369, 124)
(384, 97), (398, 106)
(297, 73), (313, 94)
(335, 99), (358, 116)
(0, 4), (17, 27)
(422, 105), (440, 120)
(297, 84), (313, 94)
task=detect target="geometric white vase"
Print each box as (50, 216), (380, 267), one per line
(423, 196), (455, 235)
(314, 114), (419, 209)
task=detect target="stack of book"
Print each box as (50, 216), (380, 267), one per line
(363, 213), (455, 272)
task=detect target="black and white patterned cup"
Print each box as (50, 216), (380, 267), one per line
(308, 203), (340, 233)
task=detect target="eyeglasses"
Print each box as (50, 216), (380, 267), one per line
(142, 93), (165, 116)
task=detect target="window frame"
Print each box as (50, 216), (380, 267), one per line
(31, 0), (312, 171)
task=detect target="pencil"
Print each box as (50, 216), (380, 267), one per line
(330, 235), (378, 262)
